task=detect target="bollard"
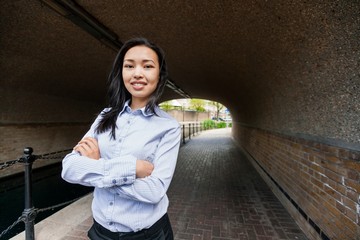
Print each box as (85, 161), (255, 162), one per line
(20, 147), (37, 240)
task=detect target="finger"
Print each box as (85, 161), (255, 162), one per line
(76, 143), (92, 155)
(73, 144), (83, 152)
(74, 145), (87, 156)
(79, 137), (95, 144)
(81, 137), (98, 145)
(145, 161), (154, 170)
(78, 140), (94, 150)
(82, 142), (93, 152)
(86, 137), (98, 146)
(79, 138), (98, 149)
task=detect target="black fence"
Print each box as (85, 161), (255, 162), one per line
(180, 122), (204, 144)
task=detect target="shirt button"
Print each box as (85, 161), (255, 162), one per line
(110, 202), (113, 206)
(123, 177), (127, 182)
(112, 179), (117, 184)
(127, 120), (130, 124)
(109, 222), (113, 225)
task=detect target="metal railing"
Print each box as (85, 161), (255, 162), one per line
(0, 148), (74, 240)
(0, 121), (212, 239)
(180, 122), (204, 144)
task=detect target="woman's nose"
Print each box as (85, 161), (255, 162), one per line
(133, 66), (143, 78)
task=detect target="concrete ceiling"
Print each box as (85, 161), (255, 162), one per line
(0, 0), (324, 102)
(1, 0), (359, 144)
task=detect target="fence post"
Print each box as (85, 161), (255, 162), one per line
(21, 147), (37, 240)
(182, 125), (185, 144)
(188, 123), (191, 139)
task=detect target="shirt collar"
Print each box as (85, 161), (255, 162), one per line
(120, 100), (155, 117)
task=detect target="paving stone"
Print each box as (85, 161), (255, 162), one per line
(168, 128), (308, 240)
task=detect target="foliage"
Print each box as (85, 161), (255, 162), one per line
(216, 121), (227, 128)
(202, 120), (215, 129)
(189, 99), (206, 112)
(159, 101), (173, 111)
(208, 101), (225, 119)
(202, 119), (229, 129)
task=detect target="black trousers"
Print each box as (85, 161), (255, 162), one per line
(88, 213), (174, 240)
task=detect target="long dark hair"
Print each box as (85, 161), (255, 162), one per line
(95, 37), (168, 139)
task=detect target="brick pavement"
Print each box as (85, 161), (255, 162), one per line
(167, 128), (308, 240)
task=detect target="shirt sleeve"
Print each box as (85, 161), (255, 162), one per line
(61, 112), (137, 188)
(110, 124), (181, 204)
(61, 152), (137, 188)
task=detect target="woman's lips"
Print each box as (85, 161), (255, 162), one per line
(131, 82), (146, 90)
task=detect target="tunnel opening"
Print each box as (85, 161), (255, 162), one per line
(159, 98), (232, 126)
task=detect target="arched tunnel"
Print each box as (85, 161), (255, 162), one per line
(1, 1), (359, 239)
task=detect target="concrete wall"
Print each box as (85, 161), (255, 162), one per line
(0, 124), (90, 178)
(165, 109), (211, 123)
(229, 1), (360, 147)
(0, 88), (102, 178)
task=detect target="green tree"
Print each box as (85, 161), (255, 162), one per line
(209, 101), (224, 119)
(159, 101), (173, 111)
(189, 99), (206, 112)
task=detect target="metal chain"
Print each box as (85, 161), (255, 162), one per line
(35, 149), (72, 160)
(36, 196), (83, 213)
(0, 149), (72, 170)
(0, 159), (22, 170)
(0, 216), (24, 239)
(0, 148), (75, 238)
(0, 195), (84, 239)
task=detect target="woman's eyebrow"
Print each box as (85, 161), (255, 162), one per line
(143, 59), (156, 63)
(124, 59), (156, 63)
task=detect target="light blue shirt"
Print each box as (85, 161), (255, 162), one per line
(61, 102), (181, 232)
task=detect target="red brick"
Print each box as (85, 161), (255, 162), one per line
(344, 179), (360, 193)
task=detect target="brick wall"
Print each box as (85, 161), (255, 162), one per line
(233, 124), (360, 240)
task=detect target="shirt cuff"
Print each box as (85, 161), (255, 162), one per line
(102, 155), (136, 187)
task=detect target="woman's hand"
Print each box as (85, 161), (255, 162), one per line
(136, 160), (154, 178)
(74, 137), (100, 160)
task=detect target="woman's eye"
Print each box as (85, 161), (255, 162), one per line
(123, 64), (133, 68)
(144, 65), (154, 69)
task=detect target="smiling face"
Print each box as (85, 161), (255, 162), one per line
(122, 45), (160, 109)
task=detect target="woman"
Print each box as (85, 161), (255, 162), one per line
(62, 38), (181, 240)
